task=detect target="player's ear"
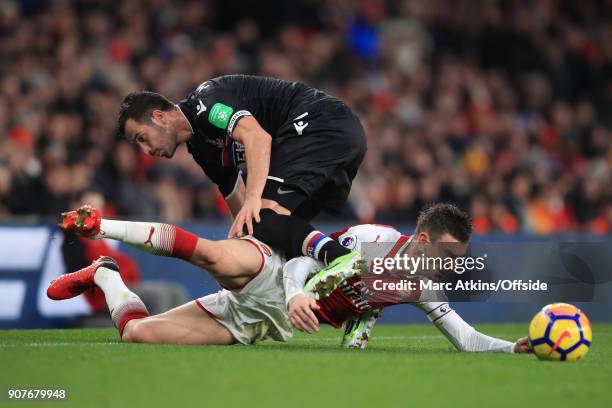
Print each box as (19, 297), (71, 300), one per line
(415, 232), (430, 243)
(150, 109), (166, 125)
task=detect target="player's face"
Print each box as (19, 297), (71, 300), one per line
(125, 113), (179, 158)
(414, 232), (467, 256)
(434, 233), (468, 259)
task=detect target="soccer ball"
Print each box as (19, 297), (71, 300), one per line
(528, 303), (592, 361)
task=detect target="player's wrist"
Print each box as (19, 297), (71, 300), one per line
(244, 191), (262, 201)
(286, 291), (306, 307)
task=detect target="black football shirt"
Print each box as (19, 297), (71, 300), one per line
(177, 75), (339, 197)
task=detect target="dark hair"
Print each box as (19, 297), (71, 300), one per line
(117, 91), (174, 137)
(415, 203), (472, 243)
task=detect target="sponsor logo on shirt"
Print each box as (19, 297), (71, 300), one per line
(276, 187), (295, 195)
(339, 279), (372, 311)
(293, 112), (309, 135)
(209, 103), (234, 129)
(196, 82), (210, 92)
(196, 100), (207, 116)
(221, 141), (246, 167)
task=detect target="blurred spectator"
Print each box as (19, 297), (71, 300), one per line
(0, 0), (610, 235)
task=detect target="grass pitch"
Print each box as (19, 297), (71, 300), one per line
(1, 323), (610, 408)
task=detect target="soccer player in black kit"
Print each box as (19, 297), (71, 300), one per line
(116, 75), (367, 294)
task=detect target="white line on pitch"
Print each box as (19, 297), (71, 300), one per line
(0, 342), (121, 348)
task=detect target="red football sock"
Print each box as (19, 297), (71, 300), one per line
(112, 302), (150, 336)
(170, 227), (198, 261)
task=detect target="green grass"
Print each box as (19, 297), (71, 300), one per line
(1, 324), (610, 408)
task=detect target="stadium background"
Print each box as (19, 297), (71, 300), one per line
(1, 0), (611, 328)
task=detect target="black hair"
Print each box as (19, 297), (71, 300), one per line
(117, 91), (174, 138)
(415, 203), (472, 243)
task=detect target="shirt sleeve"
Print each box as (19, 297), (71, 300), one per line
(282, 257), (324, 306)
(192, 86), (252, 142)
(413, 302), (516, 353)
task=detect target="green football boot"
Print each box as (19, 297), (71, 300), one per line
(303, 251), (365, 299)
(340, 308), (382, 349)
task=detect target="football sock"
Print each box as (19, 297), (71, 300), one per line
(252, 209), (350, 265)
(93, 266), (149, 335)
(302, 231), (350, 265)
(99, 220), (198, 261)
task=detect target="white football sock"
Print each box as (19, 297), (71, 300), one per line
(94, 266), (148, 333)
(100, 220), (169, 254)
(100, 219), (188, 257)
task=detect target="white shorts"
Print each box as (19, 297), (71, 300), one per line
(195, 237), (292, 345)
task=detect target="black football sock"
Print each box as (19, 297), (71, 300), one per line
(252, 209), (350, 265)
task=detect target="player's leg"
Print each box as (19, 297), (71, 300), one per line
(60, 205), (198, 261)
(253, 191), (365, 298)
(251, 104), (367, 296)
(47, 256), (235, 344)
(254, 196), (352, 266)
(60, 206), (263, 288)
(122, 302), (234, 345)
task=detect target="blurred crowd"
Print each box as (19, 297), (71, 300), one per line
(0, 0), (611, 234)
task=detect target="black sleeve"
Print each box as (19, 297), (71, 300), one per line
(188, 144), (242, 198)
(191, 85), (252, 142)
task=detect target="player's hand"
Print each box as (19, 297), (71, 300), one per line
(514, 337), (533, 353)
(288, 294), (320, 334)
(228, 197), (262, 238)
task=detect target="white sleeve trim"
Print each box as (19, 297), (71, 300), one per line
(224, 170), (242, 200)
(227, 110), (252, 137)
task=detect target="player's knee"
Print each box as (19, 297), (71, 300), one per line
(121, 319), (157, 344)
(191, 239), (223, 269)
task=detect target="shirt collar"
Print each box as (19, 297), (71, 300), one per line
(176, 103), (194, 135)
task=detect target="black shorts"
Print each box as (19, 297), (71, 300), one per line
(261, 101), (367, 221)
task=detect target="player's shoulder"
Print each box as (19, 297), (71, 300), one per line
(188, 77), (225, 99)
(332, 224), (402, 249)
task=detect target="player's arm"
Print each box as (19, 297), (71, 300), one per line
(228, 116), (272, 237)
(224, 176), (246, 219)
(283, 257), (323, 334)
(413, 302), (530, 353)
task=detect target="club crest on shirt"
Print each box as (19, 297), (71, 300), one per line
(261, 243), (272, 257)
